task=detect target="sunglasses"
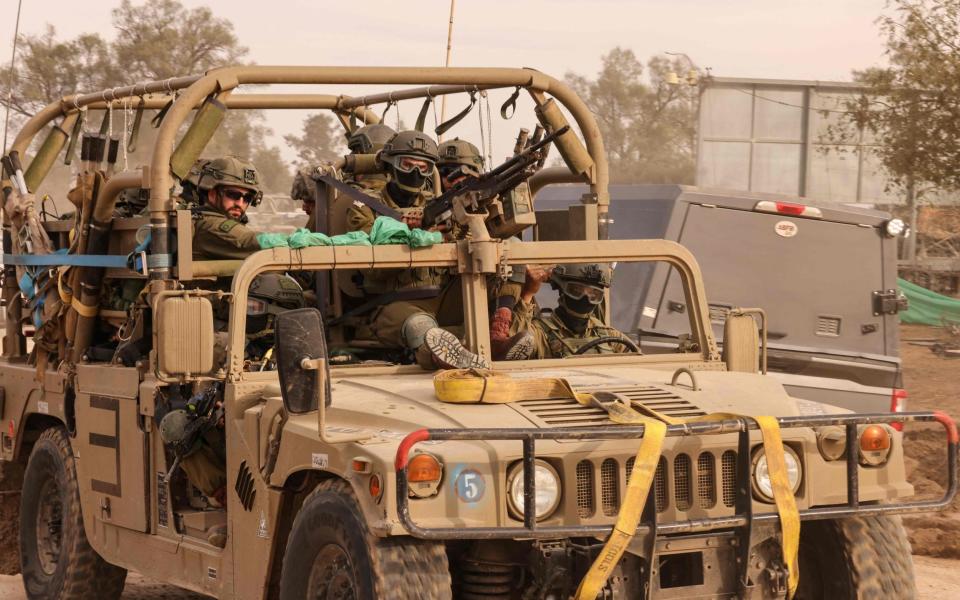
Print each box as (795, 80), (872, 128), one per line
(559, 280), (605, 304)
(396, 156), (434, 176)
(220, 188), (257, 203)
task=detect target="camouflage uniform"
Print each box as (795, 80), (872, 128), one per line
(346, 131), (482, 369)
(191, 156), (263, 261)
(508, 263), (632, 359)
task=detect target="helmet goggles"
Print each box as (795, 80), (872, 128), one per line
(395, 155), (435, 176)
(558, 279), (605, 304)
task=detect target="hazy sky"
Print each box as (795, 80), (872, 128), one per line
(1, 0), (891, 164)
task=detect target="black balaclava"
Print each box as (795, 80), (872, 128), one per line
(555, 293), (595, 334)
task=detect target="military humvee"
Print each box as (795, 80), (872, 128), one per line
(0, 66), (956, 600)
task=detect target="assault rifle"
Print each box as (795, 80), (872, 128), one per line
(421, 125), (568, 238)
(161, 382), (224, 483)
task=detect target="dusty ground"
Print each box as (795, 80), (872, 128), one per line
(898, 323), (960, 559)
(0, 323), (956, 598)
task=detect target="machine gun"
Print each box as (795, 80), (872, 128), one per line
(159, 383), (224, 483)
(421, 125), (568, 238)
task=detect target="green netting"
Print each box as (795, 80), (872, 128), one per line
(256, 217), (442, 251)
(898, 277), (960, 325)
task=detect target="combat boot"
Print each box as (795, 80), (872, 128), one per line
(418, 328), (491, 370)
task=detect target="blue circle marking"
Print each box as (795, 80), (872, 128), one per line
(455, 469), (485, 503)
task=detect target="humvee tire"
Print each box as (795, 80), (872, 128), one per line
(19, 427), (127, 599)
(796, 515), (916, 599)
(279, 478), (452, 600)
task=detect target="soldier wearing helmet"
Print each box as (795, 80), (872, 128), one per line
(170, 273), (303, 548)
(437, 138), (484, 192)
(345, 123), (395, 192)
(290, 167), (318, 230)
(346, 130), (485, 369)
(192, 155), (264, 260)
(504, 263), (636, 359)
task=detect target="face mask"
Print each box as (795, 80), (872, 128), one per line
(393, 167), (428, 193)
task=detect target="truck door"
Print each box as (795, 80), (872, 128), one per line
(74, 364), (149, 532)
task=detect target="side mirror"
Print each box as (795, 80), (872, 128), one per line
(275, 308), (329, 414)
(722, 308), (767, 374)
(156, 295), (215, 379)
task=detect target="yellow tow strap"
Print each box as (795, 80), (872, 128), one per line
(433, 370), (800, 599)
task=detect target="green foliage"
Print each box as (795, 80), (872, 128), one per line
(284, 113), (345, 168)
(0, 0), (295, 193)
(565, 48), (699, 184)
(843, 0), (960, 192)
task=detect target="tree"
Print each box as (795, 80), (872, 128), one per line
(111, 0), (247, 81)
(840, 0), (960, 192)
(284, 113), (345, 168)
(565, 48), (699, 184)
(0, 1), (293, 197)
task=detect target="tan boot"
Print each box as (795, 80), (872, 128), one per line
(421, 328), (491, 370)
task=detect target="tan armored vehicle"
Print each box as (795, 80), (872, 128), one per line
(0, 66), (957, 600)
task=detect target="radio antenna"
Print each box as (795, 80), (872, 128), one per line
(3, 0), (24, 154)
(439, 0), (456, 142)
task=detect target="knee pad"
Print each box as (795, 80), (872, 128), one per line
(401, 312), (439, 350)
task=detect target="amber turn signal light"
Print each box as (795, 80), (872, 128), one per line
(407, 453), (443, 499)
(859, 425), (893, 467)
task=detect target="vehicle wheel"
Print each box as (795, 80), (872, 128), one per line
(795, 515), (915, 599)
(279, 478), (451, 600)
(19, 426), (127, 600)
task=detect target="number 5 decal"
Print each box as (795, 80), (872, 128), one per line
(455, 469), (485, 503)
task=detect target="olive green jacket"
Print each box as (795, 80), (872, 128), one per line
(192, 205), (261, 261)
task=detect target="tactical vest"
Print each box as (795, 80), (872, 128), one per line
(537, 312), (626, 358)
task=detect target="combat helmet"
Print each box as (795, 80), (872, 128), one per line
(198, 155), (263, 206)
(379, 130), (439, 193)
(179, 157), (213, 204)
(438, 138), (484, 178)
(290, 167), (316, 202)
(347, 123), (397, 155)
(246, 273), (305, 335)
(549, 263), (612, 306)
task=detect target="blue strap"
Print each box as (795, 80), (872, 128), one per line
(3, 253), (130, 268)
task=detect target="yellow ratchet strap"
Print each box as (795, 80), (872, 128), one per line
(431, 370), (800, 598)
(70, 297), (99, 318)
(57, 268), (73, 304)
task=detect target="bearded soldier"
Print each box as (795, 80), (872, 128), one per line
(506, 263), (638, 359)
(192, 156), (264, 260)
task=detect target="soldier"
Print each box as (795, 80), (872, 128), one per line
(192, 156), (264, 261)
(347, 130), (488, 369)
(506, 263), (638, 359)
(290, 167), (317, 231)
(346, 123), (396, 192)
(437, 137), (484, 192)
(168, 273), (304, 548)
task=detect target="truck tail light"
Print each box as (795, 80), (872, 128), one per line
(890, 388), (907, 431)
(753, 200), (823, 219)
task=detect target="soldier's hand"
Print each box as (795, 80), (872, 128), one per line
(522, 264), (553, 302)
(402, 210), (423, 230)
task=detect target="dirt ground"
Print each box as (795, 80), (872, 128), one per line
(898, 323), (960, 559)
(0, 323), (957, 598)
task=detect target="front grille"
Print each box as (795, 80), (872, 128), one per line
(576, 460), (595, 518)
(654, 458), (667, 512)
(674, 455), (692, 510)
(601, 459), (619, 516)
(698, 453), (716, 508)
(574, 451), (738, 518)
(722, 451), (737, 507)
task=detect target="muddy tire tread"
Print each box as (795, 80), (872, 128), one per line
(20, 426), (126, 600)
(280, 477), (451, 600)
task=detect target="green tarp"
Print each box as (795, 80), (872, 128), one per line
(898, 277), (960, 325)
(256, 216), (443, 250)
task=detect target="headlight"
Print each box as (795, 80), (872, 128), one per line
(506, 460), (561, 521)
(884, 218), (906, 237)
(751, 445), (802, 502)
